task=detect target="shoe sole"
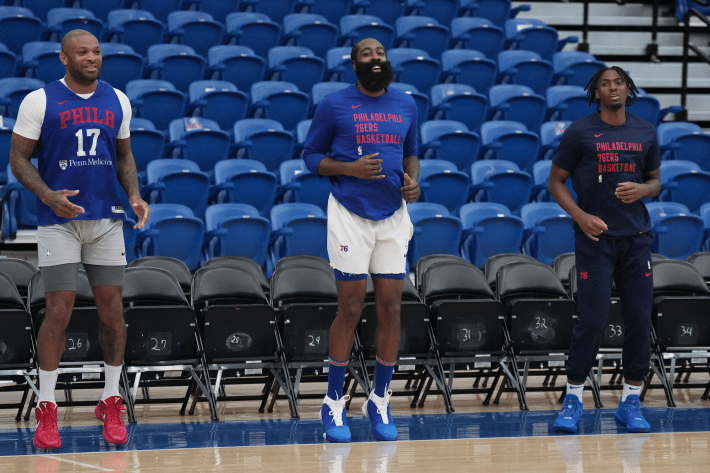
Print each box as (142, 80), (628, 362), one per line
(323, 432), (351, 443)
(554, 424), (578, 434)
(33, 438), (61, 449)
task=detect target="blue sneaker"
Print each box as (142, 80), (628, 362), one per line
(362, 389), (397, 441)
(615, 394), (650, 433)
(554, 394), (583, 433)
(321, 394), (351, 442)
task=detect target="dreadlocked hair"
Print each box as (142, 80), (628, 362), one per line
(585, 66), (639, 109)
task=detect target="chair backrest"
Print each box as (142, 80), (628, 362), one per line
(202, 255), (270, 294)
(192, 265), (268, 306)
(652, 259), (710, 296)
(421, 261), (495, 302)
(270, 264), (337, 305)
(496, 260), (568, 300)
(687, 252), (710, 284)
(128, 256), (192, 296)
(270, 203), (325, 230)
(483, 253), (540, 289)
(0, 257), (37, 301)
(122, 266), (188, 305)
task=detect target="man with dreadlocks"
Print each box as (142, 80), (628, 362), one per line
(548, 66), (661, 434)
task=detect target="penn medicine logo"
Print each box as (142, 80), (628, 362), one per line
(59, 160), (67, 170)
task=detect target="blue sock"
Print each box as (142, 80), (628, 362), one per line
(373, 356), (395, 397)
(326, 357), (348, 400)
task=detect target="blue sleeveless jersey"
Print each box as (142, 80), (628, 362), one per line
(303, 85), (418, 221)
(38, 80), (125, 225)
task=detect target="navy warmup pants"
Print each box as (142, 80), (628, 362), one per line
(565, 231), (654, 384)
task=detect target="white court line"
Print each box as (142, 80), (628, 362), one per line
(43, 454), (114, 471)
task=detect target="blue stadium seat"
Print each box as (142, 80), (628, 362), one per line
(658, 160), (710, 214)
(299, 0), (354, 26)
(497, 49), (553, 96)
(406, 0), (474, 26)
(195, 0), (240, 24)
(418, 159), (471, 213)
(123, 216), (138, 265)
(545, 85), (590, 122)
(166, 11), (225, 57)
(106, 9), (165, 57)
(489, 83), (546, 133)
(269, 202), (329, 263)
(658, 121), (710, 172)
(20, 41), (63, 85)
(325, 46), (356, 83)
(167, 118), (231, 175)
(339, 14), (394, 49)
(450, 17), (505, 60)
(406, 202), (464, 268)
(20, 0), (65, 21)
(98, 42), (144, 92)
(440, 49), (496, 95)
(294, 118), (312, 158)
(504, 18), (577, 62)
(45, 8), (104, 42)
(395, 16), (451, 59)
(0, 7), (42, 56)
(1, 159), (38, 239)
(646, 202), (705, 260)
(129, 117), (165, 184)
(267, 46), (325, 95)
(520, 202), (575, 265)
(211, 158), (278, 217)
(310, 81), (350, 115)
(232, 117), (296, 171)
(203, 203), (271, 272)
(631, 89), (683, 128)
(142, 158), (211, 219)
(249, 80), (310, 132)
(352, 0), (405, 26)
(281, 13), (338, 58)
(420, 119), (481, 173)
(466, 0), (531, 29)
(530, 159), (578, 204)
(0, 77), (44, 119)
(701, 203), (710, 251)
(0, 43), (17, 79)
(126, 79), (186, 132)
(76, 0), (127, 23)
(387, 81), (430, 128)
(480, 120), (540, 174)
(460, 202), (524, 267)
(388, 48), (441, 97)
(188, 79), (248, 132)
(429, 83), (489, 134)
(552, 51), (606, 88)
(236, 0), (295, 24)
(0, 116), (15, 185)
(277, 159), (330, 211)
(539, 120), (570, 160)
(206, 45), (266, 92)
(470, 159), (533, 214)
(132, 0), (192, 24)
(225, 12), (281, 58)
(135, 203), (205, 271)
(146, 44), (206, 94)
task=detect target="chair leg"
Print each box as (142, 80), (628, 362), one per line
(180, 379), (195, 416)
(120, 366), (137, 424)
(259, 374), (275, 413)
(15, 385), (30, 422)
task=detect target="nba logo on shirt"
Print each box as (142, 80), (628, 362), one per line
(59, 160), (67, 170)
(357, 146), (362, 156)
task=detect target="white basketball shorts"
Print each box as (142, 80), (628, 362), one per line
(327, 194), (413, 276)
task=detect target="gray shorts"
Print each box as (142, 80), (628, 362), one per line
(37, 219), (127, 268)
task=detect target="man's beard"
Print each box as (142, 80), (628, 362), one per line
(354, 59), (394, 93)
(608, 102), (623, 111)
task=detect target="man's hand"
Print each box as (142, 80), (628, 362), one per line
(615, 181), (646, 204)
(401, 172), (419, 202)
(129, 195), (150, 229)
(349, 152), (385, 179)
(577, 212), (608, 241)
(43, 189), (85, 219)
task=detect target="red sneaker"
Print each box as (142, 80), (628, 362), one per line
(95, 396), (128, 444)
(34, 401), (61, 449)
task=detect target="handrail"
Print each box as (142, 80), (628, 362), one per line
(680, 7), (710, 121)
(577, 0), (627, 53)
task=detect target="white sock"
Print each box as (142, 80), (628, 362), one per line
(621, 382), (642, 402)
(566, 382), (584, 402)
(38, 368), (58, 406)
(101, 363), (123, 401)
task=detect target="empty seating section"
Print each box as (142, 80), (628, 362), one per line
(0, 0), (705, 282)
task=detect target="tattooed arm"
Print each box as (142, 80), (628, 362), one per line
(9, 132), (85, 219)
(116, 137), (149, 229)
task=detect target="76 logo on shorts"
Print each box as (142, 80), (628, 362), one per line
(340, 245), (348, 252)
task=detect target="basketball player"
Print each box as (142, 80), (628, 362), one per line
(302, 38), (420, 442)
(10, 30), (149, 449)
(548, 67), (660, 433)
